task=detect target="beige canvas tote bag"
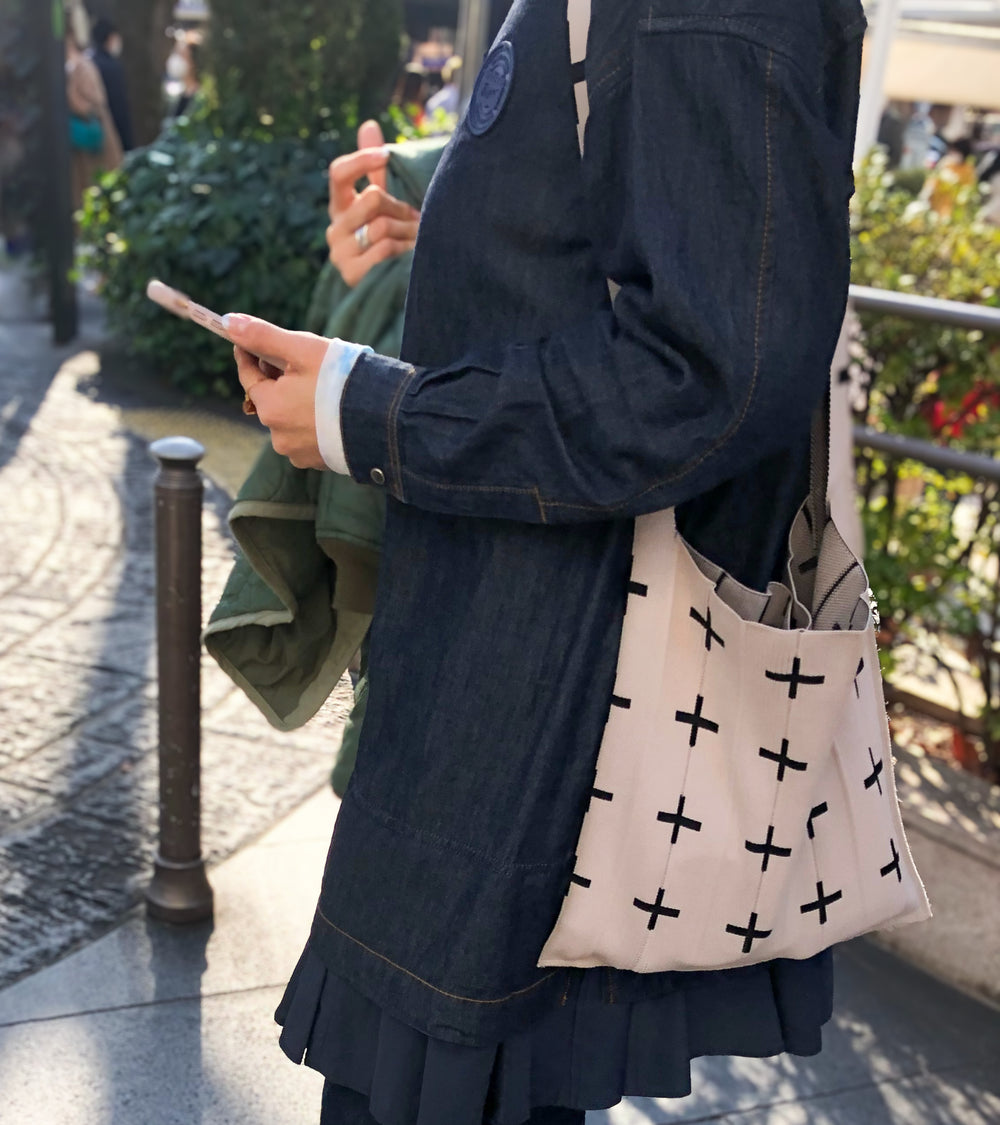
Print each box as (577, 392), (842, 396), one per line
(539, 0), (931, 973)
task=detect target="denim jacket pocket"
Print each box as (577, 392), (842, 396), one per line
(641, 13), (819, 91)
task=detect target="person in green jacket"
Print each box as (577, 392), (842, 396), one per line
(206, 122), (446, 795)
(315, 121), (443, 795)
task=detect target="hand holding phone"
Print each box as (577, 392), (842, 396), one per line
(145, 280), (286, 375)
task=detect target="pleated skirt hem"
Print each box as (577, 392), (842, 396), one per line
(275, 941), (834, 1125)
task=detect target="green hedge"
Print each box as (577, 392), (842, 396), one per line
(206, 0), (402, 139)
(79, 120), (340, 397)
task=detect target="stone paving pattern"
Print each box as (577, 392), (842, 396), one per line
(0, 278), (352, 988)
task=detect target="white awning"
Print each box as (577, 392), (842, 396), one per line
(877, 29), (1000, 108)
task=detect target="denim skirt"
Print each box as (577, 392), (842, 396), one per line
(276, 940), (833, 1125)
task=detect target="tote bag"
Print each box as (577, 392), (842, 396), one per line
(538, 0), (931, 974)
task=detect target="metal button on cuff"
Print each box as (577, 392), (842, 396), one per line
(370, 468), (386, 486)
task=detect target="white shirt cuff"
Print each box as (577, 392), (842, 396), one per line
(315, 338), (372, 475)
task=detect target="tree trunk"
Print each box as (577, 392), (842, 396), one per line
(101, 0), (174, 147)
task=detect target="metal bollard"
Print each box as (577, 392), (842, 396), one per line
(145, 437), (213, 924)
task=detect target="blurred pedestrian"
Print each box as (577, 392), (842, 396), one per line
(392, 65), (428, 131)
(901, 102), (934, 170)
(167, 35), (203, 119)
(89, 17), (134, 151)
(65, 30), (122, 212)
(877, 103), (904, 168)
(227, 2), (871, 1122)
(978, 145), (1000, 225)
(425, 55), (462, 117)
(923, 137), (977, 217)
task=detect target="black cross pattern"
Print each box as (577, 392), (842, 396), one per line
(765, 657), (826, 699)
(628, 580), (649, 598)
(800, 881), (843, 925)
(726, 911), (772, 954)
(690, 607), (725, 652)
(657, 795), (703, 844)
(759, 738), (808, 782)
(806, 802), (829, 840)
(611, 695), (632, 710)
(675, 694), (720, 747)
(745, 825), (792, 872)
(864, 747), (884, 796)
(564, 868), (589, 895)
(588, 787), (614, 811)
(798, 555), (819, 575)
(880, 838), (902, 883)
(854, 658), (865, 699)
(634, 888), (681, 931)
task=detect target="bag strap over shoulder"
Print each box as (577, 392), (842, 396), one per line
(809, 388), (833, 552)
(567, 0), (591, 155)
(567, 0), (833, 530)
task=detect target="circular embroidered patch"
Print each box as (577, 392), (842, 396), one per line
(467, 41), (515, 136)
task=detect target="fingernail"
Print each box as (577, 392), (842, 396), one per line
(222, 313), (248, 335)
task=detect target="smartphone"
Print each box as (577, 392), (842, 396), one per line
(145, 279), (286, 374)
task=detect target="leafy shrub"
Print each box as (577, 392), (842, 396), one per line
(79, 118), (340, 396)
(850, 151), (1000, 775)
(205, 0), (403, 139)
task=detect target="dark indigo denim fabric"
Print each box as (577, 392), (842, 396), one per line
(309, 0), (866, 1045)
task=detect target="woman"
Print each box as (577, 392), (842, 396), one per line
(167, 35), (203, 120)
(65, 32), (122, 212)
(227, 1), (867, 1121)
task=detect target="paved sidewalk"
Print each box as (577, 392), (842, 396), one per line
(0, 269), (351, 989)
(1, 788), (998, 1125)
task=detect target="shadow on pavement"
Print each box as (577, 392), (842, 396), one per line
(594, 940), (1000, 1124)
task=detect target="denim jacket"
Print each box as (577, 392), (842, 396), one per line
(307, 0), (866, 1046)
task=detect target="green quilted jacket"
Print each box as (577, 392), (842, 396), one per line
(205, 138), (447, 791)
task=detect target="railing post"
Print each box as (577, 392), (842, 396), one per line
(145, 436), (213, 924)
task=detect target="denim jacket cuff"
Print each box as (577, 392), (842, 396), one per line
(340, 350), (416, 497)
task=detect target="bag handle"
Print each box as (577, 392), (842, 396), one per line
(567, 0), (831, 551)
(568, 0), (591, 157)
(808, 388), (833, 553)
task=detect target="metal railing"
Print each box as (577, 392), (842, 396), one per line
(849, 283), (1000, 482)
(850, 284), (1000, 335)
(849, 285), (1000, 744)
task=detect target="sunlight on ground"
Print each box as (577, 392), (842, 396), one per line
(117, 406), (267, 498)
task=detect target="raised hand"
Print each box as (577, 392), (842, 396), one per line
(326, 120), (421, 288)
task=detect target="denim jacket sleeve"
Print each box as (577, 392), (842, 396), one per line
(339, 8), (865, 524)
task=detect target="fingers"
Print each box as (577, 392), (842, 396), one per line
(225, 315), (328, 381)
(357, 119), (387, 192)
(234, 345), (270, 398)
(362, 215), (419, 247)
(346, 183), (419, 229)
(345, 238), (417, 286)
(328, 217), (417, 286)
(357, 119), (385, 149)
(328, 147), (390, 217)
(326, 184), (421, 284)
